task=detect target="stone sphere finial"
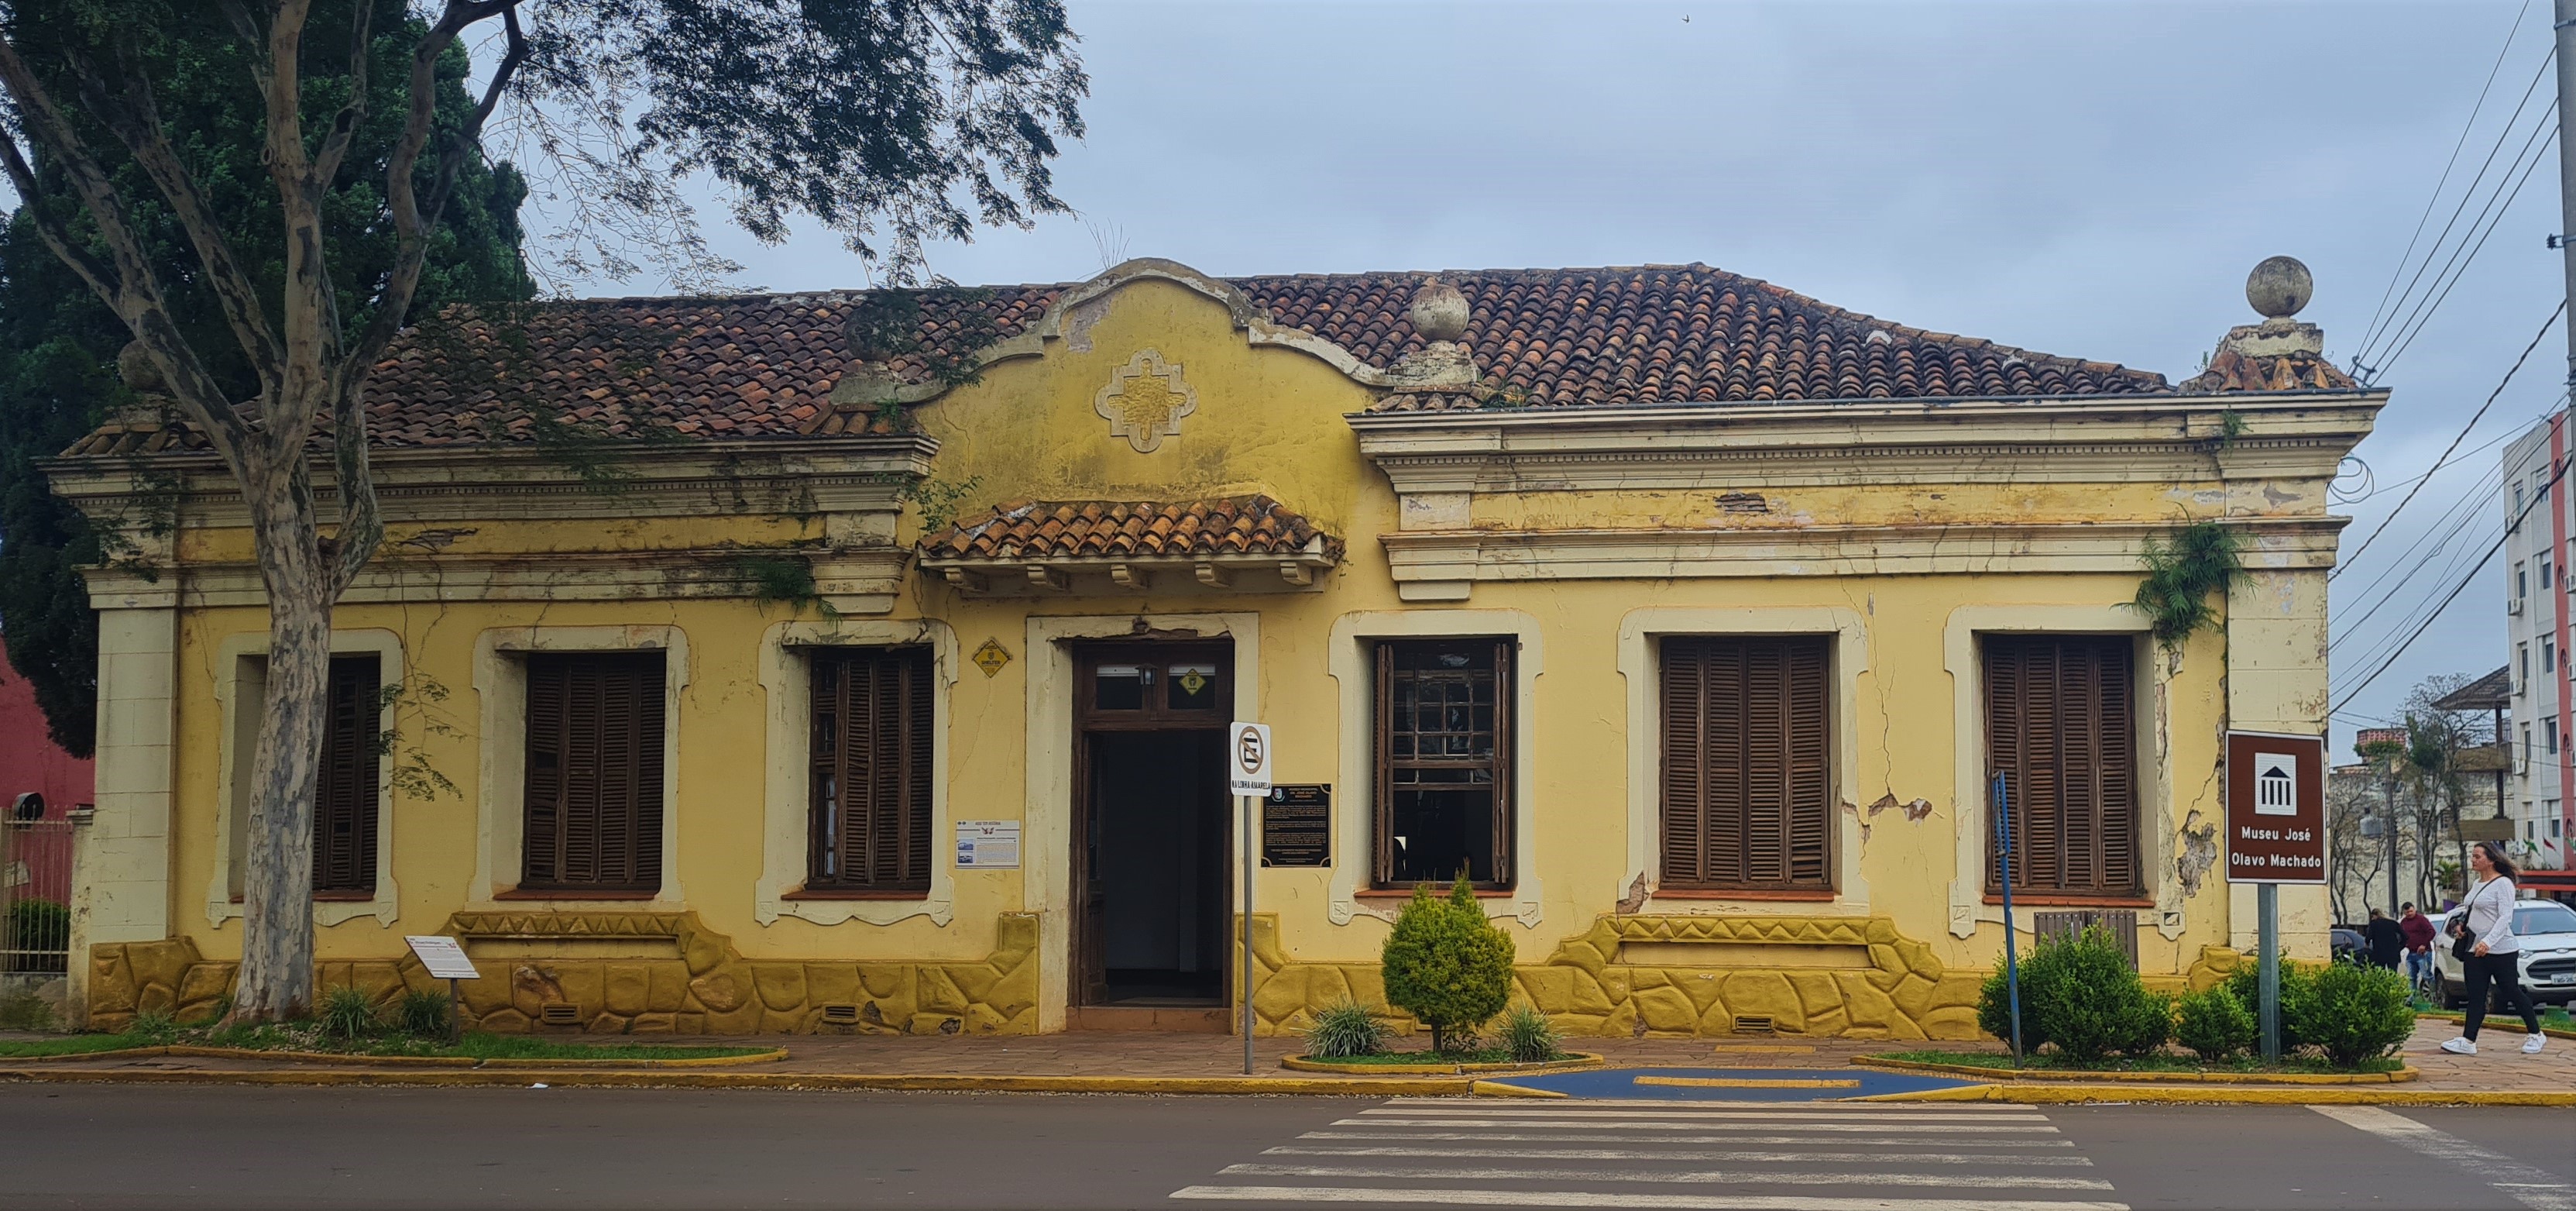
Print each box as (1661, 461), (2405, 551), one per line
(1408, 279), (1471, 342)
(2246, 256), (2313, 320)
(117, 339), (168, 394)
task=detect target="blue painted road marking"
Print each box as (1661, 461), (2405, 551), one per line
(1476, 1066), (1984, 1101)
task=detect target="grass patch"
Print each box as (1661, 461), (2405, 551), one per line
(1300, 1048), (1574, 1066)
(0, 1025), (766, 1062)
(0, 1033), (161, 1058)
(1880, 1048), (2405, 1075)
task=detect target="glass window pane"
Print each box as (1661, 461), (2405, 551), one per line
(1167, 663), (1218, 710)
(1094, 664), (1145, 710)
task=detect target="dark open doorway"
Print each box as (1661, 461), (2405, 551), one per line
(1072, 642), (1231, 1010)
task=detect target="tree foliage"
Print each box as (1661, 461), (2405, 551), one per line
(0, 0), (533, 756)
(0, 0), (1084, 1020)
(1380, 878), (1514, 1054)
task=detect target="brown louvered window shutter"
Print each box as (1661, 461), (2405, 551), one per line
(1372, 638), (1514, 889)
(1984, 635), (2139, 896)
(808, 647), (936, 892)
(522, 652), (665, 893)
(313, 655), (383, 893)
(1659, 636), (1832, 891)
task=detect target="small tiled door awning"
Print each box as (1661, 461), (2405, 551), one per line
(916, 494), (1342, 594)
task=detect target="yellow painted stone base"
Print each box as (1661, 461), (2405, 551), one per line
(1243, 912), (1989, 1041)
(88, 911), (1040, 1036)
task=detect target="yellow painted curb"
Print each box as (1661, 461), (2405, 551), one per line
(1470, 1079), (1568, 1098)
(1283, 1051), (1602, 1075)
(2416, 1012), (2576, 1041)
(6, 1044), (786, 1069)
(1853, 1054), (2419, 1085)
(0, 1066), (1475, 1096)
(1863, 1082), (2576, 1107)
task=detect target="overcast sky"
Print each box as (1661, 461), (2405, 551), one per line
(422, 2), (2576, 752)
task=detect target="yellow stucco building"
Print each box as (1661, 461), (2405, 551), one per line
(51, 256), (2380, 1040)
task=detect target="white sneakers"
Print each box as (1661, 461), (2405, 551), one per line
(2440, 1034), (2548, 1055)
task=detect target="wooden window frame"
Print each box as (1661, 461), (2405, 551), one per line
(520, 651), (667, 895)
(1983, 633), (2142, 897)
(805, 646), (936, 894)
(1371, 637), (1514, 891)
(311, 655), (384, 895)
(1657, 635), (1832, 893)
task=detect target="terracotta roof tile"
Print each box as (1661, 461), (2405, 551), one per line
(59, 264), (2215, 456)
(919, 495), (1341, 563)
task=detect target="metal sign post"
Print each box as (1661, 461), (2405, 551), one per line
(2221, 731), (2327, 1068)
(1228, 721), (1273, 1077)
(1991, 772), (2023, 1068)
(404, 935), (481, 1045)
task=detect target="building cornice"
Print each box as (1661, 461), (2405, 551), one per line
(43, 435), (937, 531)
(1378, 516), (2349, 601)
(1348, 392), (2382, 494)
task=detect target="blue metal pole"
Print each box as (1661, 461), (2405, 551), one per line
(1994, 772), (2024, 1067)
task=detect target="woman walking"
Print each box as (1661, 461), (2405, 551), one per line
(2440, 841), (2546, 1056)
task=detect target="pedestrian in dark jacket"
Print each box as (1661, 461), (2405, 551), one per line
(2365, 907), (2406, 969)
(2399, 903), (2436, 987)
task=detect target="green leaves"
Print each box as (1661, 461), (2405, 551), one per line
(2131, 521), (2240, 652)
(1379, 876), (1515, 1054)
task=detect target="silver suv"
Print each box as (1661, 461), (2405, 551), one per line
(2432, 898), (2576, 1009)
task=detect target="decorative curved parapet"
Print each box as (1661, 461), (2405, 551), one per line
(1241, 913), (1987, 1041)
(86, 911), (1041, 1037)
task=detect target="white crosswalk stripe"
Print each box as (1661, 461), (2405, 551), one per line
(1170, 1096), (2128, 1210)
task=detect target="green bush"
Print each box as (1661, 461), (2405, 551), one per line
(1301, 1000), (1389, 1059)
(3, 900), (69, 972)
(316, 986), (377, 1041)
(129, 1008), (179, 1044)
(393, 989), (452, 1039)
(1976, 924), (2166, 1065)
(2303, 961), (2416, 1068)
(1498, 1004), (1563, 1064)
(1381, 877), (1515, 1054)
(2174, 986), (2255, 1062)
(2225, 960), (2320, 1053)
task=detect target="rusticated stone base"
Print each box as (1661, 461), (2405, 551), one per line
(1242, 912), (1990, 1041)
(88, 911), (1040, 1036)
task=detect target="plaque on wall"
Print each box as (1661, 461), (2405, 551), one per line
(1261, 785), (1331, 867)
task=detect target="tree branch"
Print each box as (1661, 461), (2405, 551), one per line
(0, 38), (259, 466)
(311, 0), (376, 184)
(345, 0), (526, 373)
(66, 40), (287, 390)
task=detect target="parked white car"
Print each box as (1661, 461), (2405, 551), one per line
(2432, 898), (2576, 1009)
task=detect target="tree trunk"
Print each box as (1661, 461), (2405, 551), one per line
(230, 486), (333, 1024)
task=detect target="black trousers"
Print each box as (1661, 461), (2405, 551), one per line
(2461, 951), (2542, 1040)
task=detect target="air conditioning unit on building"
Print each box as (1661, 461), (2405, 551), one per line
(2511, 598), (2526, 615)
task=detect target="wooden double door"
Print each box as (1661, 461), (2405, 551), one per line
(1070, 642), (1232, 1007)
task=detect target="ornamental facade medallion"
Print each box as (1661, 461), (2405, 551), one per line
(1094, 348), (1197, 453)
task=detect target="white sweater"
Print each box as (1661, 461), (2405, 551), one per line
(2464, 876), (2520, 955)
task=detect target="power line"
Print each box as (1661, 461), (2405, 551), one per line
(2352, 47), (2558, 376)
(2368, 111), (2561, 377)
(2332, 446), (2572, 714)
(2333, 300), (2564, 579)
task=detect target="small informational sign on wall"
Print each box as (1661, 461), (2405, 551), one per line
(2224, 731), (2327, 885)
(955, 820), (1021, 869)
(1262, 785), (1331, 867)
(403, 935), (480, 981)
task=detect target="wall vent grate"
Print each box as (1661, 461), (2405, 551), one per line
(1731, 1015), (1777, 1035)
(538, 1002), (582, 1026)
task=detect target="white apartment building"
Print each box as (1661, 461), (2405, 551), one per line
(2502, 415), (2571, 869)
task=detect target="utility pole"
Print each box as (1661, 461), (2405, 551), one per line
(2560, 0), (2576, 392)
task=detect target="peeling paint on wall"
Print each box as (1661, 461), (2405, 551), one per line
(2176, 809), (2218, 897)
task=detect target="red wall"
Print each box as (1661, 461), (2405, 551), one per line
(0, 634), (92, 818)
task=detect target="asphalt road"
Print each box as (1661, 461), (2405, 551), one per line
(0, 1085), (2568, 1211)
